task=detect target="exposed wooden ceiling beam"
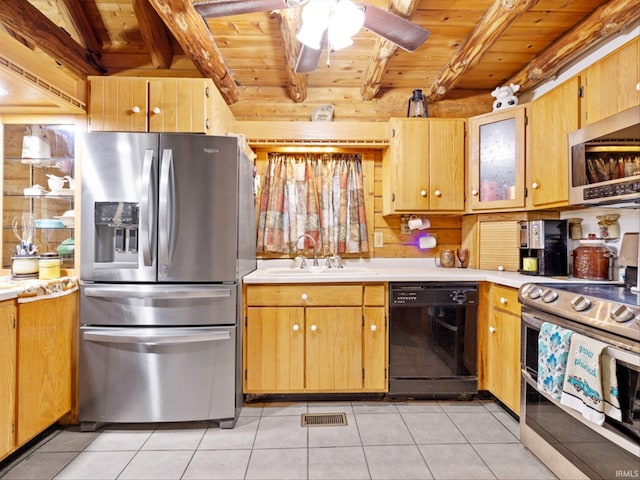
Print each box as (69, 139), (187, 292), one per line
(0, 24), (35, 50)
(361, 0), (420, 100)
(507, 0), (640, 92)
(146, 0), (239, 104)
(426, 0), (538, 103)
(278, 8), (307, 103)
(0, 0), (106, 78)
(132, 0), (174, 69)
(57, 0), (102, 54)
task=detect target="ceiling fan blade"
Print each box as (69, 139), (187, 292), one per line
(193, 0), (291, 18)
(358, 3), (430, 52)
(295, 44), (323, 73)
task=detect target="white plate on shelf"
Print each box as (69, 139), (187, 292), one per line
(47, 188), (74, 197)
(53, 216), (74, 228)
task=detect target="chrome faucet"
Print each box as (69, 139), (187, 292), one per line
(295, 233), (318, 267)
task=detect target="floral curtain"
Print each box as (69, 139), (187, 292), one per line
(257, 152), (368, 254)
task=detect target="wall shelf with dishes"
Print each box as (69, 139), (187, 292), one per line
(2, 124), (76, 270)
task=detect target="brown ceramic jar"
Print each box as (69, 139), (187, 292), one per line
(572, 237), (614, 280)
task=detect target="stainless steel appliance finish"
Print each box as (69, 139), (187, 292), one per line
(519, 282), (640, 479)
(388, 283), (478, 397)
(519, 283), (639, 343)
(568, 105), (640, 207)
(79, 133), (256, 429)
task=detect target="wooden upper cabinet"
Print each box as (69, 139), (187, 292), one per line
(527, 77), (581, 209)
(88, 77), (215, 134)
(582, 37), (640, 125)
(467, 105), (527, 212)
(383, 118), (465, 214)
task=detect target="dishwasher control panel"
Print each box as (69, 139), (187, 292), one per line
(390, 282), (478, 306)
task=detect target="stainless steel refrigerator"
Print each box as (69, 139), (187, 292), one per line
(78, 132), (256, 429)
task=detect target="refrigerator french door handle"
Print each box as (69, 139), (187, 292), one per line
(83, 285), (232, 299)
(140, 149), (156, 266)
(159, 148), (176, 267)
(84, 329), (231, 345)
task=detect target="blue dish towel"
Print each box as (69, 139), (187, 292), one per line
(538, 322), (574, 401)
(560, 333), (622, 426)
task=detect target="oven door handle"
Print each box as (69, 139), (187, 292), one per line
(83, 329), (231, 345)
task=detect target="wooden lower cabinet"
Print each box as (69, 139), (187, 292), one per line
(244, 283), (387, 394)
(0, 300), (17, 460)
(479, 283), (521, 415)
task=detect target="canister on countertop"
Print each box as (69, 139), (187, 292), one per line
(39, 253), (61, 280)
(11, 255), (39, 278)
(572, 235), (614, 280)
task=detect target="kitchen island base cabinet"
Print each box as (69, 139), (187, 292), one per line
(0, 301), (17, 460)
(244, 284), (387, 394)
(0, 291), (77, 462)
(16, 292), (77, 447)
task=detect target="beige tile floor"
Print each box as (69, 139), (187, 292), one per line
(0, 400), (557, 480)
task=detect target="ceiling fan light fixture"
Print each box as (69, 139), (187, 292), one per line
(296, 1), (331, 49)
(297, 0), (364, 51)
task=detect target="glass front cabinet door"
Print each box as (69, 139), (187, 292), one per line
(2, 123), (76, 272)
(468, 105), (526, 211)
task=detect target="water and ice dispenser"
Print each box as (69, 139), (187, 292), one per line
(94, 202), (139, 264)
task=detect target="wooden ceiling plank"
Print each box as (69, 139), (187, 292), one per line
(0, 0), (106, 78)
(426, 0), (539, 103)
(360, 0), (421, 101)
(57, 0), (102, 54)
(507, 0), (640, 91)
(278, 8), (307, 103)
(145, 0), (239, 104)
(132, 0), (174, 69)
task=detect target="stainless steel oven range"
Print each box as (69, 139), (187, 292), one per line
(519, 282), (639, 480)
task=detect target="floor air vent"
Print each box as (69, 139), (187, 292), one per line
(301, 413), (348, 427)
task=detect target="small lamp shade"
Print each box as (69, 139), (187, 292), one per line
(407, 89), (428, 117)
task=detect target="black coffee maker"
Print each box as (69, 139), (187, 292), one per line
(519, 220), (568, 276)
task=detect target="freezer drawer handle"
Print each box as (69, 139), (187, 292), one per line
(83, 286), (232, 299)
(84, 330), (230, 345)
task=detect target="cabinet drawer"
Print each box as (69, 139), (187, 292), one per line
(364, 284), (386, 306)
(246, 285), (363, 306)
(490, 284), (520, 315)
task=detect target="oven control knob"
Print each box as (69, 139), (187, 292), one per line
(610, 305), (635, 323)
(527, 287), (543, 299)
(541, 289), (558, 303)
(570, 295), (591, 312)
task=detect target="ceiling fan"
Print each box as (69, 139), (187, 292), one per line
(193, 0), (430, 73)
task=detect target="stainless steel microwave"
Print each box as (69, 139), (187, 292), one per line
(568, 105), (640, 206)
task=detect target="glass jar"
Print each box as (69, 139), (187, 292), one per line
(39, 253), (61, 280)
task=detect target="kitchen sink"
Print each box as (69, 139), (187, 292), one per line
(259, 266), (378, 276)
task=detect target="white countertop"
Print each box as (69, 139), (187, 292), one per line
(243, 258), (595, 288)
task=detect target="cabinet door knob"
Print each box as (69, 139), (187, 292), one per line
(500, 297), (508, 305)
(132, 106), (141, 113)
(310, 324), (318, 332)
(531, 182), (540, 189)
(301, 293), (308, 301)
(434, 190), (442, 197)
(292, 324), (300, 332)
(471, 189), (478, 196)
(152, 107), (161, 114)
(370, 324), (377, 332)
(489, 326), (496, 333)
(420, 190), (427, 197)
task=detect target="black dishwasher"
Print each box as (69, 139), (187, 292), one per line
(388, 282), (478, 398)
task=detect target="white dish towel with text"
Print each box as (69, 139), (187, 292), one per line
(560, 333), (622, 425)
